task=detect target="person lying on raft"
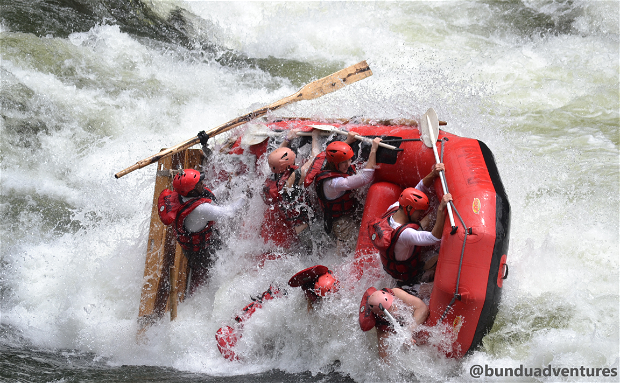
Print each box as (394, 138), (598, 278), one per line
(158, 169), (246, 295)
(305, 131), (382, 255)
(359, 287), (429, 361)
(368, 164), (453, 290)
(288, 265), (339, 311)
(261, 129), (321, 250)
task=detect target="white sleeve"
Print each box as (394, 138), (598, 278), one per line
(183, 197), (246, 233)
(394, 227), (440, 261)
(323, 169), (375, 200)
(415, 179), (433, 196)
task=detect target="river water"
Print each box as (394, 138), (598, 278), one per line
(1, 1), (618, 382)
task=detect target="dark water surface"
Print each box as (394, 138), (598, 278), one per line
(1, 344), (355, 383)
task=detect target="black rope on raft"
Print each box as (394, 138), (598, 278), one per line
(436, 137), (469, 325)
(437, 202), (468, 324)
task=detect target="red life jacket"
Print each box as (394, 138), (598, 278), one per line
(261, 166), (308, 228)
(368, 206), (424, 283)
(304, 152), (357, 232)
(157, 187), (217, 253)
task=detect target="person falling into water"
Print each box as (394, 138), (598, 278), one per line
(359, 287), (429, 361)
(287, 265), (339, 312)
(157, 169), (246, 294)
(261, 129), (321, 251)
(305, 131), (382, 255)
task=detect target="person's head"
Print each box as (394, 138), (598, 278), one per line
(314, 270), (339, 297)
(325, 141), (354, 173)
(398, 188), (430, 222)
(367, 289), (394, 316)
(173, 169), (204, 197)
(268, 147), (296, 174)
(359, 287), (397, 331)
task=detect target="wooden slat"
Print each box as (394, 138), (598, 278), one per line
(137, 149), (203, 339)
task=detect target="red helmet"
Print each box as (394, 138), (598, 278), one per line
(367, 289), (394, 315)
(399, 188), (430, 212)
(325, 141), (353, 164)
(314, 271), (338, 297)
(173, 169), (203, 196)
(268, 147), (296, 173)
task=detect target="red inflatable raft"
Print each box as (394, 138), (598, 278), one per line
(234, 115), (510, 358)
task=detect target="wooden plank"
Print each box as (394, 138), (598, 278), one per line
(173, 149), (203, 303)
(137, 149), (203, 339)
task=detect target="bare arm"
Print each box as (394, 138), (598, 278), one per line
(392, 288), (429, 328)
(344, 130), (357, 145)
(376, 288), (428, 361)
(422, 163), (444, 189)
(431, 193), (452, 239)
(298, 129), (321, 180)
(280, 129), (299, 148)
(363, 137), (382, 170)
(287, 129), (321, 188)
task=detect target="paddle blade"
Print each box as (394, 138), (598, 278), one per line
(295, 60), (372, 101)
(240, 123), (278, 146)
(420, 108), (440, 148)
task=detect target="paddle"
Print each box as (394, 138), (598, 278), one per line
(421, 108), (457, 234)
(242, 120), (449, 146)
(240, 123), (330, 146)
(379, 303), (401, 329)
(308, 124), (403, 151)
(115, 61), (373, 179)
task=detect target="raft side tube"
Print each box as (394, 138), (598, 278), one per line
(468, 140), (511, 353)
(250, 121), (511, 358)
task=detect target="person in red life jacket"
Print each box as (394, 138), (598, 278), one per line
(359, 287), (429, 361)
(157, 168), (246, 294)
(305, 131), (382, 255)
(368, 164), (452, 289)
(288, 265), (339, 311)
(215, 284), (285, 361)
(261, 129), (321, 250)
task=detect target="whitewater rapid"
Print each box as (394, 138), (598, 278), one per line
(1, 1), (618, 382)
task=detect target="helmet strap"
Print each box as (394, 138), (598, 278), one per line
(406, 206), (413, 222)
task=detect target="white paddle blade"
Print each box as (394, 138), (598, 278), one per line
(420, 108), (440, 148)
(309, 124), (344, 135)
(240, 123), (279, 146)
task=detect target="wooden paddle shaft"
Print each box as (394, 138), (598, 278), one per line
(115, 61), (372, 179)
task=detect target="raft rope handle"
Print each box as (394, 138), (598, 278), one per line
(437, 203), (468, 324)
(437, 138), (470, 325)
